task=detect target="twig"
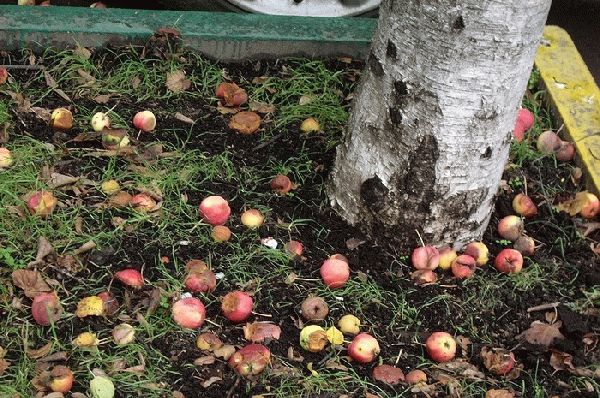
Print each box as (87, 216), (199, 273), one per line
(415, 230), (425, 247)
(0, 65), (45, 70)
(527, 302), (559, 313)
(226, 376), (241, 398)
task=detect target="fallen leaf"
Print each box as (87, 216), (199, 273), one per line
(76, 296), (104, 318)
(243, 322), (282, 343)
(346, 237), (366, 250)
(372, 364), (405, 385)
(0, 358), (9, 376)
(174, 112), (194, 125)
(517, 320), (565, 347)
(213, 344), (235, 360)
(12, 269), (52, 298)
(201, 376), (222, 388)
(74, 45), (91, 60)
(166, 70), (191, 93)
(216, 105), (238, 115)
(72, 131), (102, 142)
(298, 95), (313, 106)
(26, 342), (53, 359)
(432, 360), (485, 381)
(48, 172), (79, 188)
(252, 76), (268, 85)
(229, 111), (261, 135)
(72, 241), (96, 256)
(93, 94), (111, 104)
(549, 349), (574, 371)
(193, 356), (216, 366)
(486, 390), (515, 398)
(249, 101), (276, 114)
(77, 69), (96, 85)
(108, 191), (132, 208)
(287, 346), (304, 362)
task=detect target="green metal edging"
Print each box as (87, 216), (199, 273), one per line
(0, 5), (377, 61)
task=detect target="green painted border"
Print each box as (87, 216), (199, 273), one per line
(0, 5), (377, 61)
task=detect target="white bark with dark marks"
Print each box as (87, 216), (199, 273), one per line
(328, 0), (551, 248)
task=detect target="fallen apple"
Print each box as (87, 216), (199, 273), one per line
(215, 82), (248, 107)
(31, 292), (62, 326)
(91, 112), (110, 132)
(556, 141), (575, 162)
(0, 67), (7, 85)
(411, 245), (439, 270)
(497, 215), (524, 242)
(425, 332), (456, 363)
(27, 191), (57, 217)
(299, 325), (328, 352)
(112, 323), (135, 345)
(580, 192), (600, 219)
(348, 333), (380, 363)
(463, 242), (489, 266)
(48, 365), (74, 393)
(211, 225), (232, 242)
(196, 332), (223, 351)
(270, 174), (293, 194)
(338, 314), (361, 335)
(514, 235), (535, 256)
(0, 147), (13, 168)
(130, 193), (156, 212)
(438, 246), (457, 270)
(300, 296), (329, 321)
(494, 248), (523, 274)
(300, 117), (320, 133)
(228, 344), (271, 377)
(221, 291), (253, 322)
(451, 255), (476, 279)
(405, 369), (427, 385)
(114, 268), (144, 288)
(50, 108), (73, 131)
(481, 346), (516, 376)
(133, 110), (156, 132)
(512, 194), (537, 218)
(229, 111), (261, 135)
(100, 179), (120, 195)
(184, 265), (217, 293)
(97, 291), (119, 316)
(320, 258), (350, 288)
(101, 129), (130, 150)
(513, 120), (527, 142)
(517, 108), (534, 130)
(284, 240), (304, 258)
(537, 130), (562, 154)
(411, 269), (438, 285)
(199, 195), (231, 226)
(241, 209), (264, 228)
(172, 297), (206, 329)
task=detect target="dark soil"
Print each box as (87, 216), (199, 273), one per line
(1, 46), (599, 398)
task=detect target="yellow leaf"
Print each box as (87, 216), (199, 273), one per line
(73, 332), (99, 348)
(76, 296), (104, 318)
(306, 362), (319, 376)
(325, 326), (344, 345)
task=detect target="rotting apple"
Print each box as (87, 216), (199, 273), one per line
(411, 269), (438, 285)
(512, 194), (537, 218)
(130, 193), (156, 212)
(405, 369), (427, 385)
(199, 195), (231, 226)
(300, 296), (329, 321)
(184, 265), (217, 293)
(228, 344), (271, 377)
(556, 141), (575, 162)
(481, 346), (516, 376)
(451, 255), (476, 279)
(320, 258), (350, 288)
(26, 191), (57, 217)
(411, 246), (440, 270)
(299, 325), (328, 352)
(497, 215), (524, 242)
(196, 332), (223, 351)
(513, 235), (535, 256)
(348, 333), (380, 364)
(463, 242), (489, 266)
(211, 225), (232, 242)
(101, 129), (130, 150)
(112, 322), (135, 345)
(100, 179), (120, 195)
(221, 291), (253, 322)
(97, 291), (119, 316)
(133, 110), (156, 132)
(31, 292), (62, 326)
(580, 192), (600, 219)
(215, 82), (248, 107)
(438, 246), (457, 270)
(50, 108), (73, 131)
(229, 111), (261, 135)
(284, 240), (303, 258)
(425, 332), (456, 363)
(494, 248), (523, 274)
(114, 268), (144, 288)
(537, 130), (562, 154)
(172, 297), (206, 329)
(300, 117), (320, 133)
(0, 147), (13, 168)
(241, 209), (264, 228)
(91, 112), (110, 132)
(270, 174), (293, 194)
(48, 365), (74, 393)
(338, 314), (361, 335)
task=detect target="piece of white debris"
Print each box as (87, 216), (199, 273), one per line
(261, 237), (278, 249)
(215, 272), (225, 280)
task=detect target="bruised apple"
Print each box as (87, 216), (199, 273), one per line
(320, 258), (350, 288)
(497, 215), (524, 242)
(451, 255), (476, 279)
(228, 344), (270, 377)
(32, 292), (63, 326)
(50, 108), (73, 131)
(411, 246), (439, 270)
(270, 174), (293, 194)
(463, 242), (489, 266)
(405, 369), (427, 385)
(300, 296), (329, 321)
(221, 291), (253, 322)
(172, 297), (206, 329)
(512, 194), (537, 218)
(299, 325), (328, 352)
(27, 191), (58, 218)
(199, 196), (231, 226)
(348, 333), (380, 363)
(48, 365), (74, 393)
(425, 332), (456, 363)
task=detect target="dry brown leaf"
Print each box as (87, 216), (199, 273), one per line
(174, 112), (194, 125)
(213, 344), (235, 360)
(30, 106), (52, 122)
(346, 237), (366, 250)
(433, 360), (485, 381)
(216, 105), (239, 115)
(93, 94), (111, 104)
(12, 269), (52, 298)
(77, 69), (96, 85)
(517, 320), (565, 347)
(252, 76), (268, 85)
(26, 342), (53, 359)
(202, 376), (222, 388)
(229, 111), (261, 135)
(48, 172), (79, 188)
(193, 356), (216, 366)
(73, 45), (91, 60)
(243, 322), (282, 342)
(0, 358), (9, 376)
(372, 364), (405, 385)
(249, 101), (276, 114)
(287, 346), (304, 362)
(486, 390), (515, 398)
(108, 191), (132, 208)
(32, 236), (54, 263)
(549, 349), (574, 371)
(130, 76), (141, 89)
(166, 70), (191, 93)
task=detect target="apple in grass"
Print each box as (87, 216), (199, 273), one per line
(512, 194), (537, 218)
(27, 191), (57, 217)
(32, 292), (63, 326)
(463, 242), (489, 266)
(451, 255), (476, 279)
(133, 110), (156, 132)
(348, 333), (380, 364)
(494, 248), (523, 274)
(497, 215), (524, 242)
(114, 268), (144, 288)
(172, 297), (206, 329)
(211, 225), (232, 242)
(221, 291), (253, 322)
(320, 258), (350, 288)
(199, 195), (231, 226)
(50, 108), (73, 131)
(425, 332), (456, 363)
(101, 129), (130, 150)
(241, 209), (264, 228)
(91, 112), (110, 132)
(299, 325), (328, 352)
(284, 240), (304, 258)
(270, 174), (293, 194)
(405, 369), (427, 385)
(411, 246), (439, 270)
(0, 147), (13, 168)
(481, 347), (516, 376)
(48, 365), (74, 393)
(229, 344), (271, 377)
(130, 193), (156, 212)
(184, 266), (217, 293)
(580, 192), (600, 219)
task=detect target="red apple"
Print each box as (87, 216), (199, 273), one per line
(497, 215), (524, 242)
(172, 297), (206, 329)
(221, 291), (253, 322)
(211, 225), (232, 242)
(270, 174), (293, 194)
(31, 292), (62, 326)
(514, 235), (535, 256)
(348, 333), (380, 364)
(425, 332), (456, 363)
(241, 209), (264, 228)
(27, 191), (57, 218)
(451, 255), (476, 279)
(184, 266), (217, 293)
(463, 242), (489, 266)
(494, 248), (523, 274)
(199, 196), (231, 226)
(411, 246), (439, 270)
(513, 120), (527, 142)
(114, 268), (144, 288)
(405, 369), (427, 385)
(556, 141), (575, 162)
(228, 344), (270, 376)
(438, 246), (457, 270)
(48, 365), (74, 393)
(580, 192), (600, 219)
(130, 193), (156, 212)
(284, 240), (304, 258)
(133, 110), (156, 132)
(300, 296), (329, 321)
(0, 67), (7, 85)
(517, 108), (534, 130)
(320, 258), (350, 288)
(512, 194), (537, 218)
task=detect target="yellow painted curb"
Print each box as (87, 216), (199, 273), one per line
(535, 25), (600, 194)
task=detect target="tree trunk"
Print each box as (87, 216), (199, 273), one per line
(328, 0), (551, 248)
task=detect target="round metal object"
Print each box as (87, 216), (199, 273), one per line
(221, 0), (381, 16)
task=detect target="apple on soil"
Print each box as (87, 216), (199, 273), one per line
(320, 258), (350, 288)
(348, 333), (380, 363)
(172, 297), (206, 329)
(494, 248), (523, 274)
(199, 195), (231, 226)
(411, 245), (439, 270)
(221, 291), (253, 322)
(425, 332), (456, 362)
